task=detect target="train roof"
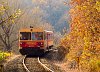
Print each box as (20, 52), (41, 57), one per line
(19, 28), (53, 33)
(44, 30), (53, 33)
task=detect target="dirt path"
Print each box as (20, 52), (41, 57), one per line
(55, 62), (80, 72)
(4, 54), (21, 66)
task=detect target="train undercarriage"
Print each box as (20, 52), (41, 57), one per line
(20, 48), (45, 55)
(19, 46), (53, 56)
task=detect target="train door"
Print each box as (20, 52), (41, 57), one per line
(46, 32), (51, 49)
(44, 31), (48, 49)
(47, 32), (49, 49)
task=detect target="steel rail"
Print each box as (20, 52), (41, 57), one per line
(23, 56), (54, 72)
(38, 57), (54, 72)
(22, 55), (30, 72)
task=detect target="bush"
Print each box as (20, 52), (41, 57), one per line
(80, 58), (100, 72)
(56, 46), (69, 61)
(0, 51), (11, 62)
(89, 59), (100, 72)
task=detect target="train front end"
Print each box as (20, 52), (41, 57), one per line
(19, 28), (45, 55)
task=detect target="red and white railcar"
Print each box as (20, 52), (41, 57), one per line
(19, 28), (53, 55)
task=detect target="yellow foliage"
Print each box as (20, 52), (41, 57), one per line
(4, 52), (11, 57)
(61, 0), (100, 71)
(11, 20), (15, 24)
(0, 52), (11, 61)
(94, 1), (100, 12)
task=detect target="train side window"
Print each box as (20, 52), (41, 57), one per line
(47, 34), (49, 39)
(49, 34), (51, 40)
(46, 33), (52, 40)
(38, 32), (43, 40)
(50, 34), (52, 40)
(44, 32), (53, 40)
(51, 34), (53, 40)
(47, 33), (51, 40)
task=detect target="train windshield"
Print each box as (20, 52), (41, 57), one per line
(32, 32), (43, 40)
(20, 32), (31, 40)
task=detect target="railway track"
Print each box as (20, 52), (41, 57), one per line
(22, 55), (30, 72)
(22, 55), (54, 72)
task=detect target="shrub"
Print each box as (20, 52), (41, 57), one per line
(0, 51), (11, 62)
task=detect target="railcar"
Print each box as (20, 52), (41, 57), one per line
(19, 28), (53, 55)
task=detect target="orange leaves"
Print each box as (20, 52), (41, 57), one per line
(70, 0), (85, 5)
(84, 37), (90, 49)
(69, 8), (75, 14)
(61, 1), (100, 70)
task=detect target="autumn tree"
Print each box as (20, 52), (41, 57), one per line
(0, 2), (21, 52)
(61, 0), (100, 71)
(16, 6), (54, 30)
